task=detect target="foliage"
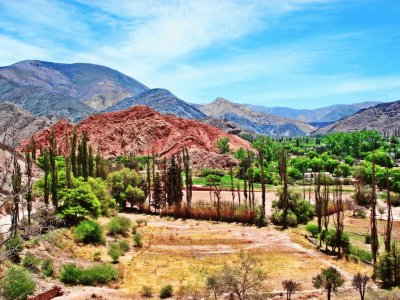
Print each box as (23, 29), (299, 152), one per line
(349, 245), (372, 262)
(199, 168), (225, 177)
(60, 263), (82, 284)
(312, 267), (344, 299)
(123, 184), (146, 207)
(133, 232), (143, 247)
(272, 210), (298, 227)
(5, 235), (23, 262)
(0, 267), (36, 300)
(306, 223), (320, 237)
(60, 263), (118, 285)
(108, 243), (122, 262)
(216, 137), (230, 154)
(375, 252), (398, 288)
(42, 259), (55, 277)
(87, 177), (116, 216)
(159, 284), (173, 299)
(107, 216), (131, 235)
(74, 220), (105, 244)
(118, 239), (130, 253)
(142, 285), (153, 298)
(107, 168), (143, 208)
(58, 177), (101, 224)
(22, 252), (41, 272)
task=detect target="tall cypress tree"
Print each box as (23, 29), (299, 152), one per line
(88, 145), (94, 177)
(49, 130), (58, 209)
(25, 152), (33, 225)
(81, 133), (89, 181)
(70, 127), (77, 176)
(183, 148), (192, 211)
(43, 150), (50, 207)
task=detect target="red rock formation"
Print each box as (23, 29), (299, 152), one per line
(19, 106), (250, 168)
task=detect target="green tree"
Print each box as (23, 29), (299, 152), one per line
(216, 137), (230, 154)
(312, 267), (344, 300)
(0, 267), (36, 300)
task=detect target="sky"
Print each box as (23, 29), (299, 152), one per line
(0, 0), (399, 109)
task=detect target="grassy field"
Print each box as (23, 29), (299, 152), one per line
(192, 175), (269, 190)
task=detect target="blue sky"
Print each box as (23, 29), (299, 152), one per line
(0, 0), (399, 108)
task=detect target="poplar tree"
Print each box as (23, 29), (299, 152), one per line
(183, 147), (193, 211)
(88, 145), (94, 177)
(43, 150), (50, 207)
(279, 147), (289, 229)
(49, 129), (58, 209)
(25, 152), (33, 225)
(81, 133), (89, 181)
(70, 128), (77, 176)
(11, 151), (21, 237)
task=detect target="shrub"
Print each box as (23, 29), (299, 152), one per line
(74, 220), (104, 244)
(5, 235), (23, 262)
(133, 232), (143, 247)
(272, 209), (297, 227)
(142, 285), (153, 298)
(0, 267), (36, 300)
(293, 199), (314, 224)
(22, 252), (41, 272)
(375, 252), (396, 288)
(305, 223), (320, 237)
(108, 243), (122, 262)
(79, 264), (118, 285)
(60, 263), (82, 284)
(118, 240), (130, 253)
(349, 245), (372, 262)
(93, 251), (102, 262)
(136, 218), (147, 226)
(365, 233), (371, 244)
(199, 168), (225, 177)
(107, 216), (131, 236)
(42, 259), (54, 277)
(132, 224), (138, 234)
(160, 284), (173, 299)
(60, 263), (118, 286)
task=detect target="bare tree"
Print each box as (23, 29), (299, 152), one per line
(219, 252), (267, 300)
(352, 273), (369, 300)
(282, 279), (301, 300)
(333, 181), (344, 258)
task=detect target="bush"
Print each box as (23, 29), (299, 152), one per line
(293, 200), (314, 224)
(133, 232), (143, 247)
(108, 243), (122, 262)
(365, 233), (371, 244)
(60, 263), (82, 284)
(142, 285), (153, 298)
(132, 224), (138, 234)
(79, 264), (119, 285)
(60, 263), (118, 286)
(136, 218), (148, 226)
(0, 267), (36, 300)
(160, 284), (173, 299)
(272, 209), (298, 227)
(107, 216), (131, 236)
(118, 240), (130, 253)
(74, 220), (105, 244)
(42, 259), (54, 277)
(349, 245), (372, 262)
(199, 168), (225, 177)
(306, 223), (320, 237)
(5, 235), (23, 262)
(22, 252), (41, 272)
(93, 251), (102, 262)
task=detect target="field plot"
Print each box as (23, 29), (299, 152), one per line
(119, 214), (369, 299)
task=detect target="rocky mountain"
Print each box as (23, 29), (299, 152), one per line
(195, 98), (316, 137)
(0, 60), (149, 113)
(248, 101), (381, 123)
(313, 100), (400, 135)
(19, 106), (250, 169)
(105, 88), (206, 120)
(0, 102), (51, 146)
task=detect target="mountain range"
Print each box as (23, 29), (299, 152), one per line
(195, 98), (316, 137)
(0, 60), (398, 139)
(313, 100), (400, 136)
(247, 101), (382, 123)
